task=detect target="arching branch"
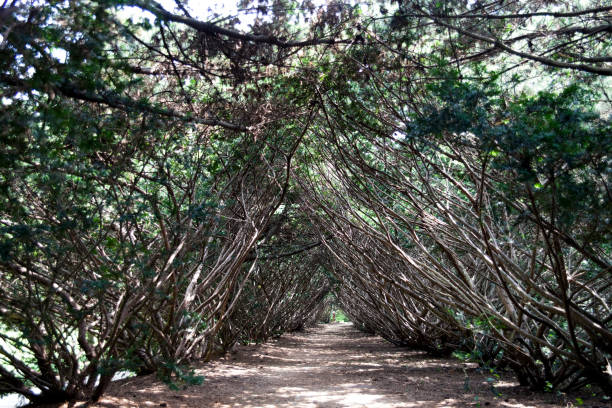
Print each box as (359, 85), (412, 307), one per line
(132, 0), (352, 49)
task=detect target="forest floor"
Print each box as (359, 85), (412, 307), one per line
(76, 323), (609, 408)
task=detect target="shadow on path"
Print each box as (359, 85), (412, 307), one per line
(91, 323), (603, 408)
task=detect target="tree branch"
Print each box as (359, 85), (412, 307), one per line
(132, 0), (352, 48)
(0, 74), (248, 130)
(401, 5), (612, 20)
(429, 18), (612, 75)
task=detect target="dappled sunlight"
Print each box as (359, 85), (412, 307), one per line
(88, 323), (586, 408)
(272, 384), (390, 407)
(2, 1), (609, 404)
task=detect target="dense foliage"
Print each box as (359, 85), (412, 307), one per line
(0, 0), (610, 403)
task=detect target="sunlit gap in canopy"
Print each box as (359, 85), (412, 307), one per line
(116, 0), (337, 32)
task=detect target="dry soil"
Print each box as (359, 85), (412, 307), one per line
(85, 323), (610, 408)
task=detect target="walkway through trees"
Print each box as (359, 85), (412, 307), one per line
(2, 1), (611, 405)
(90, 323), (588, 408)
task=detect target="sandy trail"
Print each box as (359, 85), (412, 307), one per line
(92, 323), (608, 408)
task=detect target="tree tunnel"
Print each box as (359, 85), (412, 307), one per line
(0, 0), (610, 404)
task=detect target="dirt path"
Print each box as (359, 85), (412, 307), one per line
(93, 323), (609, 408)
